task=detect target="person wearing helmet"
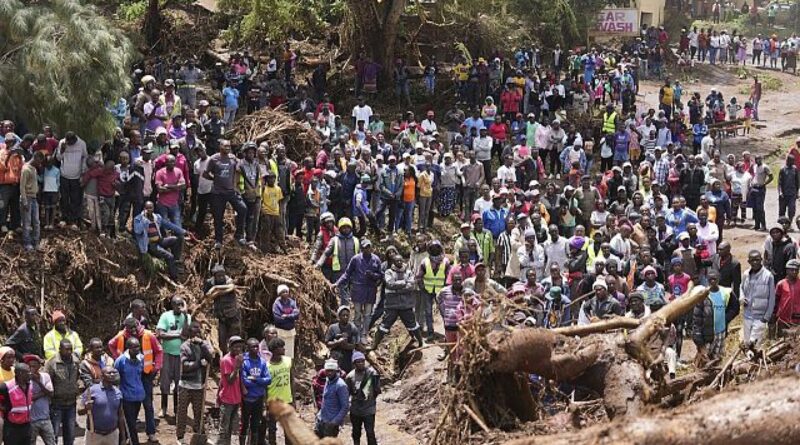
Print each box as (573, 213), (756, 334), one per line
(312, 212), (338, 279)
(133, 75), (157, 133)
(316, 217), (360, 306)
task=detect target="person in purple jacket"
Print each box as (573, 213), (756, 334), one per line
(335, 239), (383, 344)
(272, 285), (299, 359)
(436, 271), (466, 361)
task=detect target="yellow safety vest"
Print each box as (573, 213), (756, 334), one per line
(331, 237), (360, 272)
(603, 112), (617, 134)
(423, 258), (447, 294)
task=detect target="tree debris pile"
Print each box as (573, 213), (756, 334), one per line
(426, 285), (800, 444)
(0, 232), (336, 360)
(226, 107), (322, 160)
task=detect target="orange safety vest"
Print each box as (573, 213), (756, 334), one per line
(5, 380), (32, 424)
(116, 332), (155, 374)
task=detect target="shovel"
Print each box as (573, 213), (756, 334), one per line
(187, 362), (212, 445)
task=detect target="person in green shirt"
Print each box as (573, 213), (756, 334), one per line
(155, 296), (190, 418)
(265, 337), (293, 445)
(472, 217), (495, 270)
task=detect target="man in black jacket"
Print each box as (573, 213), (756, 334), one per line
(175, 321), (213, 442)
(5, 307), (42, 357)
(680, 155), (706, 210)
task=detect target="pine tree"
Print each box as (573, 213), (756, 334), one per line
(0, 0), (134, 143)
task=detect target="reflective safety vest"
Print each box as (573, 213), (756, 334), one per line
(116, 332), (156, 374)
(602, 112), (617, 134)
(331, 237), (360, 272)
(423, 258), (447, 294)
(5, 380), (32, 425)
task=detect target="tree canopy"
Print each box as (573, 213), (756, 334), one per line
(0, 0), (134, 142)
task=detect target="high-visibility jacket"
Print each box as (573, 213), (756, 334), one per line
(423, 258), (447, 294)
(5, 380), (32, 424)
(332, 237), (359, 272)
(114, 331), (157, 374)
(602, 112), (617, 134)
(43, 329), (83, 361)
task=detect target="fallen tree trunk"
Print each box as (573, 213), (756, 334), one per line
(267, 400), (342, 445)
(486, 329), (605, 381)
(505, 374), (800, 445)
(626, 286), (710, 365)
(552, 317), (641, 337)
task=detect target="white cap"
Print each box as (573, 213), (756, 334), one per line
(277, 284), (290, 295)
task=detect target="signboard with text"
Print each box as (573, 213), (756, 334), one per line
(590, 8), (640, 37)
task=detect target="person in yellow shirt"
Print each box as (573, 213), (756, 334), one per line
(261, 171), (286, 253)
(43, 310), (83, 361)
(417, 164), (434, 232)
(0, 347), (15, 382)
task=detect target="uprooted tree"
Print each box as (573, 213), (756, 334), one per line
(431, 286), (738, 443)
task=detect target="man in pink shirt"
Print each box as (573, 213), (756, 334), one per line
(218, 336), (244, 445)
(155, 154), (186, 227)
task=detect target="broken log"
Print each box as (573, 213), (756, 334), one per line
(486, 329), (604, 381)
(552, 317), (641, 337)
(505, 374), (800, 445)
(267, 400), (342, 445)
(626, 286), (709, 365)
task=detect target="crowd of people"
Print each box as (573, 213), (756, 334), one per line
(677, 26), (799, 73)
(3, 22), (800, 444)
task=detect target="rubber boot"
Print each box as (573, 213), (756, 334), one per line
(411, 328), (424, 348)
(369, 329), (385, 351)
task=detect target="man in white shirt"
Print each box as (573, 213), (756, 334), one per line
(609, 224), (634, 260)
(420, 110), (438, 136)
(688, 27), (699, 60)
(701, 132), (716, 163)
(696, 208), (719, 255)
(543, 224), (569, 269)
(351, 96), (373, 128)
(496, 155), (517, 188)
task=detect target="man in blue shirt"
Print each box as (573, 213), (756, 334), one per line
(114, 338), (145, 445)
(239, 338), (271, 445)
(315, 359), (350, 439)
(79, 367), (124, 445)
(222, 83), (240, 126)
(482, 194), (508, 238)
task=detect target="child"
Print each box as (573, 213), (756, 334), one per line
(743, 101), (753, 134)
(567, 161), (583, 189)
(41, 155), (60, 229)
(726, 97), (742, 120)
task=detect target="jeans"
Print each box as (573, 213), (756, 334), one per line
(353, 302), (374, 338)
(399, 201), (415, 234)
(156, 202), (182, 228)
(122, 401), (142, 445)
(244, 198), (261, 242)
(142, 373), (156, 436)
(779, 194), (797, 221)
(50, 404), (76, 445)
(224, 107), (237, 126)
(147, 234), (184, 278)
(423, 291), (435, 334)
(0, 184), (20, 230)
(21, 197), (40, 249)
(211, 192), (247, 243)
(118, 196), (143, 234)
(377, 198), (399, 233)
(240, 398), (264, 445)
(351, 414), (377, 445)
(31, 418), (56, 445)
(217, 403), (240, 445)
(462, 187), (477, 220)
(709, 47), (718, 64)
(60, 178), (83, 224)
(418, 196), (432, 230)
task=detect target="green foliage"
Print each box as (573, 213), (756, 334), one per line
(220, 0), (338, 46)
(117, 0), (148, 21)
(0, 0), (135, 143)
(508, 0), (608, 47)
